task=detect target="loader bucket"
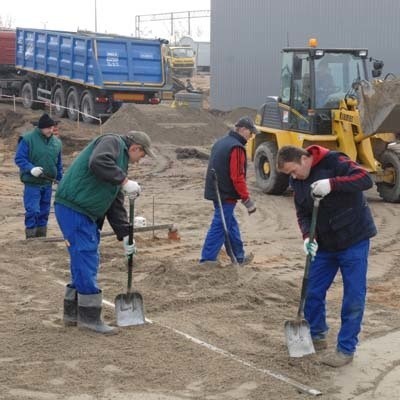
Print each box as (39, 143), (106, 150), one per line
(358, 79), (400, 135)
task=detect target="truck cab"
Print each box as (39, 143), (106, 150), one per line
(277, 46), (369, 134)
(164, 45), (195, 78)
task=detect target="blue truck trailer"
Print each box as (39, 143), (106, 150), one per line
(2, 28), (171, 122)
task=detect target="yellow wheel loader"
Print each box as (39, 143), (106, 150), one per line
(246, 39), (400, 202)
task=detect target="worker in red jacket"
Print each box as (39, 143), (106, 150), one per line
(200, 117), (257, 266)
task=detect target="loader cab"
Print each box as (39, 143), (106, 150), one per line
(280, 47), (369, 134)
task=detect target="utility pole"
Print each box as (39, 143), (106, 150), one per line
(94, 0), (98, 32)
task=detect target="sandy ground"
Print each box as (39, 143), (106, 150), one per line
(0, 88), (400, 400)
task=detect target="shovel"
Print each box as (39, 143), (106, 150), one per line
(284, 194), (322, 358)
(211, 168), (238, 265)
(115, 198), (145, 327)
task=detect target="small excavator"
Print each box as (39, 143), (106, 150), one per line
(246, 38), (400, 202)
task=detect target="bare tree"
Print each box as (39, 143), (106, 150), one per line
(0, 15), (14, 29)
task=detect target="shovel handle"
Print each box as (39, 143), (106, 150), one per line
(297, 195), (322, 318)
(39, 173), (57, 184)
(211, 168), (238, 265)
(127, 198), (135, 294)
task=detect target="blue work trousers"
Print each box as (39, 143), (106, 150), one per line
(305, 239), (370, 355)
(23, 184), (52, 229)
(55, 203), (101, 294)
(200, 202), (245, 263)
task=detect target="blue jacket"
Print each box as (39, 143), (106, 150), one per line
(291, 146), (377, 251)
(15, 128), (62, 185)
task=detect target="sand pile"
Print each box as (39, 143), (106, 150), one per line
(102, 104), (231, 146)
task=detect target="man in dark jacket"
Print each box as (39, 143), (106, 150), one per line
(15, 113), (63, 239)
(55, 131), (155, 335)
(277, 145), (377, 367)
(200, 116), (257, 266)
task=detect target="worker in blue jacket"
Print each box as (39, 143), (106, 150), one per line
(15, 113), (62, 239)
(277, 145), (377, 367)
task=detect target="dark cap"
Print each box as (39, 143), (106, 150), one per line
(126, 130), (156, 158)
(235, 116), (258, 133)
(38, 113), (58, 129)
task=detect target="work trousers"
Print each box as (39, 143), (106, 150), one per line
(305, 239), (370, 355)
(200, 202), (245, 263)
(23, 184), (52, 229)
(55, 203), (101, 294)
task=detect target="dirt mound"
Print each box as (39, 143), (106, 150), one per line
(224, 107), (257, 125)
(209, 107), (257, 129)
(102, 104), (230, 146)
(0, 109), (26, 139)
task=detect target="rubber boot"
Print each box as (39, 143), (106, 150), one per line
(77, 292), (117, 335)
(25, 228), (37, 239)
(36, 226), (47, 238)
(63, 285), (77, 326)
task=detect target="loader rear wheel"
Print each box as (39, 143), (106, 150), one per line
(254, 142), (288, 194)
(376, 148), (400, 203)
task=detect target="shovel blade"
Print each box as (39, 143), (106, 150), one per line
(284, 319), (315, 358)
(115, 292), (145, 327)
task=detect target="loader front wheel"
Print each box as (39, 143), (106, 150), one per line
(376, 147), (400, 203)
(254, 142), (288, 194)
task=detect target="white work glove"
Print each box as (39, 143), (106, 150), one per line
(310, 179), (331, 197)
(123, 236), (136, 256)
(242, 198), (256, 215)
(303, 238), (318, 259)
(121, 180), (141, 199)
(30, 166), (44, 177)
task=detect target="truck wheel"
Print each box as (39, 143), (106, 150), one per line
(254, 142), (288, 194)
(66, 88), (80, 121)
(376, 147), (400, 203)
(53, 87), (66, 118)
(21, 82), (39, 109)
(80, 92), (96, 123)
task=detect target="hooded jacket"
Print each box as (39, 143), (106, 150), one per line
(290, 145), (377, 251)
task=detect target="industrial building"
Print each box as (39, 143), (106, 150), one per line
(210, 0), (400, 110)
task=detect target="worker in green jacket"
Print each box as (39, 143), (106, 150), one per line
(15, 113), (63, 238)
(55, 131), (155, 335)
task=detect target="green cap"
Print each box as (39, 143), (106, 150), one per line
(126, 130), (156, 158)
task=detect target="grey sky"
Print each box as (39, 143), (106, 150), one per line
(1, 0), (210, 41)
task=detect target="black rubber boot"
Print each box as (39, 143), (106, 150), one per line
(63, 285), (77, 326)
(25, 228), (37, 239)
(36, 226), (47, 237)
(77, 292), (117, 335)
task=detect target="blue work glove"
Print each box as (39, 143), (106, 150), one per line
(303, 238), (318, 259)
(123, 236), (136, 256)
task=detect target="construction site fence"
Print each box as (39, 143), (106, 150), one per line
(0, 93), (103, 135)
